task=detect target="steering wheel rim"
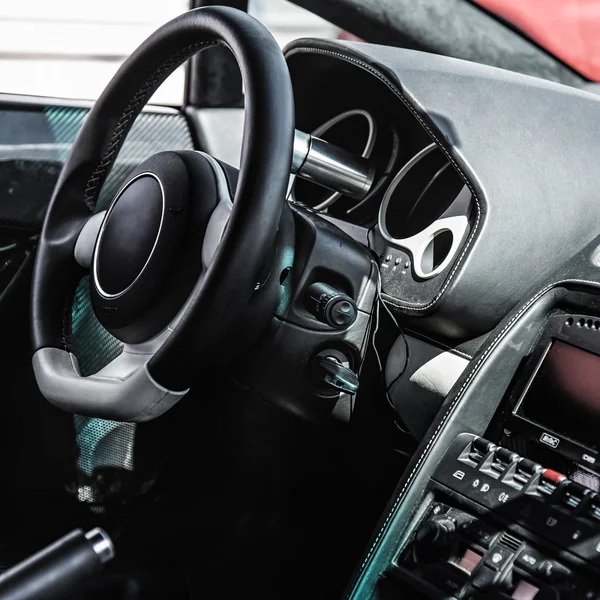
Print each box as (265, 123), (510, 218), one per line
(31, 6), (294, 421)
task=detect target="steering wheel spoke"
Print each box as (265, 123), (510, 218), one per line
(74, 211), (106, 269)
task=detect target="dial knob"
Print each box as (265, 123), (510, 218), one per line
(306, 282), (357, 329)
(413, 518), (456, 564)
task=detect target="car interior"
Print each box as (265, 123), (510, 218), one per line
(1, 0), (600, 599)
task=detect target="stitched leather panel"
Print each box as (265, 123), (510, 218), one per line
(54, 109), (195, 375)
(345, 225), (600, 597)
(285, 39), (600, 344)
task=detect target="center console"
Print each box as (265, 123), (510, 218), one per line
(345, 299), (600, 600)
(394, 434), (600, 599)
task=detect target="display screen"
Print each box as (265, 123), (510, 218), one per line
(516, 340), (600, 452)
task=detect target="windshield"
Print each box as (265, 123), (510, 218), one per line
(474, 0), (600, 82)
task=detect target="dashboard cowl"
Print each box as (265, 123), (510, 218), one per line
(285, 39), (600, 340)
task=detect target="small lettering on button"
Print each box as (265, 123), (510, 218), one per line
(545, 517), (559, 528)
(582, 454), (597, 465)
(540, 433), (560, 448)
(522, 554), (537, 566)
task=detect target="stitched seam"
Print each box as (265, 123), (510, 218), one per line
(64, 40), (219, 348)
(82, 40), (220, 210)
(286, 46), (482, 313)
(61, 295), (72, 352)
(345, 277), (599, 599)
(403, 328), (473, 359)
(134, 389), (172, 422)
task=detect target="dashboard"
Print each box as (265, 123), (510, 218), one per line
(284, 39), (600, 342)
(277, 38), (600, 600)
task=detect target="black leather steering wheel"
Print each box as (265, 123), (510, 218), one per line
(31, 7), (294, 422)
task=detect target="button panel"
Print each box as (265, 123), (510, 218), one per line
(483, 546), (514, 572)
(396, 497), (600, 600)
(391, 435), (600, 599)
(433, 434), (600, 569)
(515, 546), (545, 573)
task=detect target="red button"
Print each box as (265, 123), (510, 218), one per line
(542, 469), (567, 484)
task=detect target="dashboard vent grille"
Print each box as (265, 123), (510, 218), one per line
(499, 532), (521, 552)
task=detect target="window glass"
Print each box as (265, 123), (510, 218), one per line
(0, 0), (338, 105)
(248, 0), (337, 47)
(0, 0), (189, 104)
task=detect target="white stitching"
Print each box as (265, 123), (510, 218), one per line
(345, 277), (600, 598)
(83, 40), (221, 210)
(285, 46), (482, 313)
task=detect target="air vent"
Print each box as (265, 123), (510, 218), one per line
(499, 532), (522, 552)
(378, 143), (473, 280)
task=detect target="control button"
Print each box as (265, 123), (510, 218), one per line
(456, 548), (484, 574)
(542, 470), (567, 485)
(473, 437), (494, 455)
(539, 470), (568, 497)
(515, 546), (545, 573)
(518, 458), (542, 476)
(413, 518), (456, 564)
(587, 496), (600, 522)
(528, 504), (586, 547)
(537, 559), (572, 582)
(459, 438), (495, 468)
(572, 533), (600, 566)
(426, 564), (468, 596)
(484, 546), (514, 572)
(305, 282), (357, 329)
(496, 448), (519, 464)
(507, 458), (543, 490)
(471, 565), (499, 590)
(385, 254), (392, 262)
(394, 257), (401, 265)
(430, 503), (450, 517)
(480, 447), (520, 480)
(557, 482), (589, 511)
(459, 520), (498, 549)
(512, 580), (542, 600)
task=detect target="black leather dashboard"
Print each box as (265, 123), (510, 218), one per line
(285, 39), (600, 342)
(345, 214), (600, 600)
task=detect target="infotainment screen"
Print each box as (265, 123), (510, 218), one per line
(515, 339), (600, 452)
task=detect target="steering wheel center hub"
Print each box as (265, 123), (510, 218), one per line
(90, 153), (193, 336)
(95, 172), (166, 298)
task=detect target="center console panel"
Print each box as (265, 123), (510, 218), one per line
(389, 434), (600, 599)
(370, 309), (600, 599)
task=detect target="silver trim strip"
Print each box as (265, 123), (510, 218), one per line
(378, 144), (471, 280)
(85, 528), (116, 564)
(294, 109), (377, 211)
(92, 171), (166, 299)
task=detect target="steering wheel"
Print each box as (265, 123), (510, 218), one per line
(31, 7), (294, 422)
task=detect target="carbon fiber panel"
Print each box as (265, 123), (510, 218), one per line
(43, 106), (194, 509)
